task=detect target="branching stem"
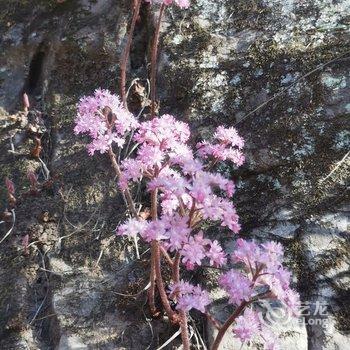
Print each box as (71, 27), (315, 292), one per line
(153, 240), (178, 322)
(210, 301), (248, 350)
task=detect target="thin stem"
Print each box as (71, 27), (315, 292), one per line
(151, 189), (179, 323)
(108, 147), (138, 218)
(151, 188), (158, 220)
(150, 188), (177, 321)
(172, 249), (190, 347)
(188, 198), (196, 227)
(150, 3), (166, 117)
(160, 246), (174, 266)
(172, 252), (181, 282)
(148, 188), (159, 314)
(211, 301), (248, 350)
(148, 244), (157, 314)
(120, 0), (142, 107)
(206, 313), (221, 330)
(153, 240), (178, 322)
(179, 310), (191, 350)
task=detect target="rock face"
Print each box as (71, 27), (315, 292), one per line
(0, 0), (349, 349)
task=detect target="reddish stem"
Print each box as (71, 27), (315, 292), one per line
(211, 302), (248, 350)
(153, 240), (178, 322)
(120, 0), (142, 107)
(172, 250), (190, 347)
(148, 188), (158, 314)
(211, 290), (271, 350)
(151, 188), (158, 220)
(206, 312), (221, 330)
(172, 252), (181, 282)
(149, 189), (178, 322)
(150, 3), (166, 117)
(148, 250), (157, 315)
(179, 310), (190, 350)
(188, 198), (196, 227)
(160, 246), (174, 266)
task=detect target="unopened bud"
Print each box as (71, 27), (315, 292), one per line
(22, 234), (30, 255)
(27, 170), (38, 188)
(5, 177), (15, 195)
(23, 93), (30, 112)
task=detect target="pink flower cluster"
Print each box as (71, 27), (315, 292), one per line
(196, 126), (245, 166)
(219, 239), (300, 348)
(75, 91), (300, 347)
(169, 280), (210, 313)
(118, 218), (227, 270)
(116, 114), (244, 272)
(74, 89), (137, 155)
(234, 308), (261, 342)
(233, 308), (279, 350)
(145, 0), (190, 9)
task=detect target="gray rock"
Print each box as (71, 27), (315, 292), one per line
(57, 334), (88, 350)
(0, 0), (349, 349)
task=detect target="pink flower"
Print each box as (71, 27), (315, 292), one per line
(169, 280), (194, 296)
(282, 289), (300, 317)
(117, 218), (148, 237)
(74, 89), (137, 155)
(87, 132), (125, 155)
(134, 114), (190, 149)
(214, 126), (245, 149)
(274, 268), (291, 289)
(201, 195), (224, 221)
(174, 0), (190, 7)
(177, 289), (210, 313)
(196, 126), (245, 167)
(142, 218), (170, 242)
(136, 144), (164, 167)
(261, 328), (280, 350)
(194, 231), (211, 246)
(160, 193), (180, 215)
(181, 235), (206, 268)
(225, 180), (235, 197)
(165, 214), (190, 251)
(119, 159), (144, 189)
(189, 178), (212, 203)
(232, 238), (261, 267)
(221, 205), (241, 233)
(224, 148), (245, 166)
(197, 142), (226, 161)
(145, 0), (190, 9)
(175, 156), (203, 175)
(219, 270), (252, 305)
(233, 308), (261, 342)
(148, 170), (189, 197)
(206, 240), (227, 267)
(262, 241), (284, 256)
(170, 281), (210, 313)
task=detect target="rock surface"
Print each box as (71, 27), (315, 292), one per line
(0, 0), (349, 349)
